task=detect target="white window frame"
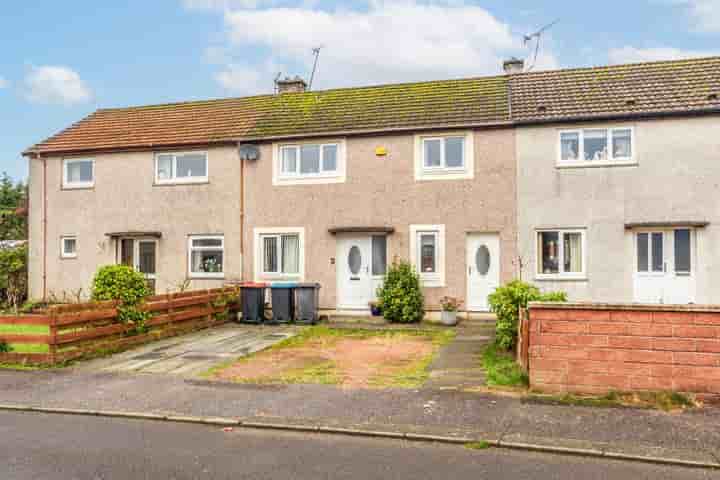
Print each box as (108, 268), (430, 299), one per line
(62, 158), (95, 189)
(273, 140), (346, 185)
(155, 151), (209, 185)
(535, 228), (587, 280)
(253, 227), (305, 281)
(557, 126), (635, 168)
(414, 131), (474, 181)
(409, 224), (446, 287)
(60, 235), (78, 259)
(188, 235), (224, 279)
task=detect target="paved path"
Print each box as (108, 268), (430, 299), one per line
(426, 323), (493, 390)
(79, 324), (296, 376)
(1, 411), (713, 479)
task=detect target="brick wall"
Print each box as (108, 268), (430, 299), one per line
(524, 303), (720, 396)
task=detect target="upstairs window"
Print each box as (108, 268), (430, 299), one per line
(423, 137), (465, 169)
(156, 152), (208, 184)
(559, 127), (634, 166)
(414, 132), (474, 180)
(63, 158), (94, 189)
(279, 144), (339, 177)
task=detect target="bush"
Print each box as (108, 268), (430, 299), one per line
(377, 259), (424, 323)
(91, 265), (151, 332)
(0, 245), (27, 312)
(488, 280), (566, 350)
(0, 340), (11, 353)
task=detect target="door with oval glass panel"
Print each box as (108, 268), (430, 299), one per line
(466, 233), (500, 311)
(336, 235), (387, 310)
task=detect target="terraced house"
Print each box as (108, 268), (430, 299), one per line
(23, 56), (720, 313)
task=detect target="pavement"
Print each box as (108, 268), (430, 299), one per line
(1, 321), (719, 469)
(1, 411), (714, 479)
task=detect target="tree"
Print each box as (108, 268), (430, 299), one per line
(0, 172), (27, 241)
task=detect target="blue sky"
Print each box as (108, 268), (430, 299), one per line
(1, 0), (718, 181)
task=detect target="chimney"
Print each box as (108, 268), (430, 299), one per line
(276, 75), (308, 94)
(503, 57), (524, 75)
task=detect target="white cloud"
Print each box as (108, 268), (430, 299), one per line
(608, 46), (716, 64)
(216, 61), (283, 94)
(665, 0), (720, 32)
(194, 2), (559, 93)
(0, 76), (8, 89)
(183, 0), (274, 10)
(24, 66), (92, 105)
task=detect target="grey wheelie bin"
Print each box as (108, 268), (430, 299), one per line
(270, 282), (296, 324)
(240, 282), (268, 324)
(295, 283), (321, 325)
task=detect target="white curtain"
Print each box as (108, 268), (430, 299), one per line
(282, 235), (299, 274)
(564, 233), (582, 273)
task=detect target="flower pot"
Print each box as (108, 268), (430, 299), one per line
(370, 305), (382, 317)
(440, 310), (458, 326)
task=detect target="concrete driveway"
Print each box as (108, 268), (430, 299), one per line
(78, 323), (296, 377)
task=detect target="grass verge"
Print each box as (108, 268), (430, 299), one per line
(525, 391), (696, 411)
(0, 324), (49, 335)
(481, 343), (528, 388)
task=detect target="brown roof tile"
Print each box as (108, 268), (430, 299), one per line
(510, 56), (720, 122)
(26, 76), (509, 155)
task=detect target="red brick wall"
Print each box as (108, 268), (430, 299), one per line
(526, 303), (720, 396)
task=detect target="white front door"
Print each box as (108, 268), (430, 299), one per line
(634, 229), (695, 304)
(336, 235), (387, 310)
(466, 233), (500, 311)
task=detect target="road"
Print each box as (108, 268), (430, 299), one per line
(0, 412), (714, 479)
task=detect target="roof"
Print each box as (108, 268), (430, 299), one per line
(510, 56), (720, 123)
(25, 56), (720, 156)
(26, 76), (509, 156)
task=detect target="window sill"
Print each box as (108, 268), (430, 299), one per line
(535, 275), (588, 282)
(274, 175), (345, 186)
(188, 274), (225, 280)
(62, 184), (94, 191)
(60, 256), (78, 260)
(154, 180), (209, 187)
(556, 161), (637, 169)
(416, 169), (473, 181)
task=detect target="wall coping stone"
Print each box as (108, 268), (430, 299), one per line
(529, 301), (720, 313)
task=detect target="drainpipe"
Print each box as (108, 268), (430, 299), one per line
(239, 153), (245, 275)
(41, 154), (48, 301)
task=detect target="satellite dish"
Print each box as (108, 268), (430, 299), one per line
(238, 144), (260, 162)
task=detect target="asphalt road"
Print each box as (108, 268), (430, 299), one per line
(0, 412), (715, 480)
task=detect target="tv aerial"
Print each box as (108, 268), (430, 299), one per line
(523, 19), (559, 72)
(308, 46), (324, 90)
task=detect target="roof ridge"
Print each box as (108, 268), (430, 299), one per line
(97, 75), (508, 112)
(513, 55), (720, 78)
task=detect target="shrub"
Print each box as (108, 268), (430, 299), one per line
(0, 340), (11, 353)
(91, 265), (151, 333)
(488, 280), (566, 350)
(377, 259), (424, 323)
(0, 245), (27, 312)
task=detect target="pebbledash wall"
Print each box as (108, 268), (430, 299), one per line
(242, 129), (518, 311)
(521, 302), (720, 397)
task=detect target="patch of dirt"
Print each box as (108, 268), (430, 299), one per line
(214, 335), (434, 388)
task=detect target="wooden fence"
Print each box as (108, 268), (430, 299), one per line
(0, 287), (240, 365)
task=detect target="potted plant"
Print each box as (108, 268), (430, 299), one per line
(368, 301), (382, 317)
(439, 296), (462, 326)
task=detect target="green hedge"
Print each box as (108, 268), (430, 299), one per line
(91, 265), (151, 333)
(488, 280), (566, 350)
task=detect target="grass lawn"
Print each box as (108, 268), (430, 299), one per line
(0, 323), (50, 354)
(481, 343), (529, 389)
(206, 326), (455, 389)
